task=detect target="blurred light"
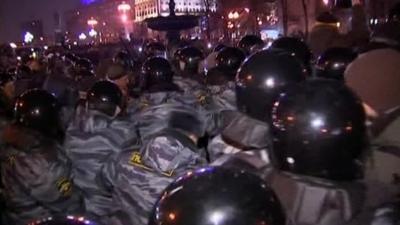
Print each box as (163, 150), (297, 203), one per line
(79, 33), (87, 40)
(44, 45), (48, 50)
(258, 21), (263, 25)
(374, 19), (378, 24)
(207, 42), (212, 49)
(121, 14), (128, 23)
(323, 0), (329, 6)
(244, 8), (250, 13)
(265, 78), (275, 88)
(311, 117), (324, 128)
(138, 47), (143, 52)
(73, 41), (78, 45)
(87, 18), (98, 26)
(168, 213), (176, 220)
(40, 37), (44, 41)
(336, 22), (340, 27)
(9, 43), (17, 49)
(17, 56), (21, 61)
(286, 157), (295, 164)
(89, 29), (98, 37)
(118, 2), (131, 11)
(210, 211), (225, 225)
(24, 32), (34, 43)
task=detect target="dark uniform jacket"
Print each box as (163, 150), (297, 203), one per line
(0, 125), (83, 225)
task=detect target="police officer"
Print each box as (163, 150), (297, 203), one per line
(149, 167), (286, 225)
(0, 89), (83, 225)
(73, 58), (97, 100)
(65, 81), (139, 219)
(205, 47), (245, 111)
(97, 105), (207, 225)
(208, 49), (306, 162)
(203, 47), (246, 136)
(315, 47), (358, 81)
(127, 57), (201, 140)
(173, 46), (206, 96)
(264, 79), (399, 225)
(345, 21), (400, 187)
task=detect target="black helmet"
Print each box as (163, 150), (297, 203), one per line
(144, 42), (166, 58)
(176, 46), (204, 75)
(141, 57), (174, 90)
(271, 79), (367, 181)
(389, 2), (400, 22)
(14, 89), (62, 137)
(75, 58), (93, 72)
(29, 215), (99, 225)
(238, 35), (264, 55)
(215, 47), (246, 79)
(113, 51), (135, 69)
(149, 167), (286, 225)
(271, 37), (312, 74)
(87, 81), (123, 116)
(316, 47), (357, 81)
(236, 49), (306, 122)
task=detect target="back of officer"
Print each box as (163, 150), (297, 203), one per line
(173, 46), (207, 100)
(205, 47), (245, 112)
(208, 49), (306, 162)
(203, 47), (246, 136)
(0, 89), (82, 225)
(65, 81), (139, 218)
(128, 57), (200, 141)
(96, 105), (207, 225)
(265, 80), (398, 225)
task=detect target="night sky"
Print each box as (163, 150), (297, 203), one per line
(0, 0), (81, 43)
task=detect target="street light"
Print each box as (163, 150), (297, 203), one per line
(118, 1), (132, 40)
(118, 2), (131, 12)
(24, 32), (34, 43)
(87, 18), (98, 27)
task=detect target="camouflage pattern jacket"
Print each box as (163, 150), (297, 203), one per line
(64, 109), (139, 217)
(127, 91), (205, 142)
(208, 111), (272, 162)
(0, 125), (83, 225)
(97, 128), (207, 225)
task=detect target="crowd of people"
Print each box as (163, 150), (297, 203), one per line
(0, 3), (400, 225)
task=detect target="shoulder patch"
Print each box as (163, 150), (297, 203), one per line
(129, 152), (174, 177)
(56, 178), (72, 197)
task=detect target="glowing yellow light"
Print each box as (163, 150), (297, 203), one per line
(168, 213), (176, 220)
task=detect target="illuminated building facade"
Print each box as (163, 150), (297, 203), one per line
(134, 0), (217, 22)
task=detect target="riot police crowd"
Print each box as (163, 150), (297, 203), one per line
(0, 3), (399, 225)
